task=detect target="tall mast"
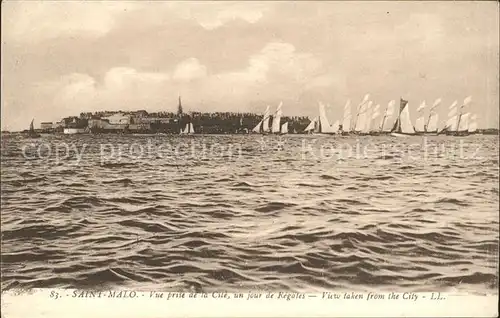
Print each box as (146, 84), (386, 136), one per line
(456, 106), (464, 132)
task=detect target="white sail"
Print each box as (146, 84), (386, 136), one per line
(415, 116), (426, 132)
(252, 120), (263, 133)
(446, 115), (458, 131)
(416, 101), (426, 113)
(425, 98), (441, 131)
(355, 103), (367, 132)
(331, 120), (339, 132)
(262, 105), (271, 132)
(449, 100), (458, 110)
(353, 95), (370, 131)
(180, 124), (188, 134)
(304, 118), (316, 132)
(365, 101), (375, 132)
(342, 100), (352, 132)
(431, 98), (442, 110)
(399, 103), (415, 134)
(468, 114), (478, 133)
(271, 102), (283, 133)
(448, 101), (458, 118)
(458, 113), (470, 132)
(188, 123), (195, 134)
(448, 108), (457, 118)
(253, 105), (270, 133)
(414, 101), (426, 132)
(360, 101), (373, 133)
(281, 122), (288, 134)
(380, 100), (395, 131)
(318, 102), (334, 133)
(448, 100), (458, 121)
(427, 113), (439, 132)
(370, 104), (380, 131)
(463, 96), (472, 106)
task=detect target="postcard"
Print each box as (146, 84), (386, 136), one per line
(1, 1), (498, 317)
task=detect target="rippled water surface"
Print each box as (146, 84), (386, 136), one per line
(1, 134), (498, 293)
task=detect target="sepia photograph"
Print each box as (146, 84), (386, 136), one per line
(1, 0), (499, 315)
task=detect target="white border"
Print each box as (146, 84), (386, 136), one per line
(1, 289), (498, 318)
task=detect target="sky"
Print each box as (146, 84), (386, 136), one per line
(1, 1), (499, 131)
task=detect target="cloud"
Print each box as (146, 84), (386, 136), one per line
(30, 42), (326, 119)
(166, 2), (271, 30)
(173, 58), (207, 81)
(1, 1), (139, 43)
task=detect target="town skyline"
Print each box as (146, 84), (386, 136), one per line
(2, 1), (499, 131)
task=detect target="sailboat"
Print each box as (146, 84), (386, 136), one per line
(340, 99), (351, 135)
(331, 119), (340, 134)
(252, 105), (271, 134)
(316, 102), (338, 135)
(422, 98), (441, 135)
(26, 119), (41, 138)
(379, 100), (396, 135)
(456, 112), (471, 135)
(414, 101), (427, 134)
(367, 103), (380, 135)
(303, 117), (317, 134)
(468, 114), (478, 134)
(443, 96), (472, 136)
(438, 100), (458, 135)
(360, 101), (374, 135)
(390, 98), (416, 137)
(453, 96), (472, 136)
(180, 122), (195, 135)
(271, 102), (283, 134)
(352, 94), (370, 135)
(280, 122), (289, 134)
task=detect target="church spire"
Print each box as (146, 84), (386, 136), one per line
(177, 95), (183, 116)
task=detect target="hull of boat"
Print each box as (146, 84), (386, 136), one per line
(312, 132), (340, 136)
(368, 131), (392, 136)
(415, 131), (439, 136)
(390, 132), (416, 137)
(321, 132), (339, 135)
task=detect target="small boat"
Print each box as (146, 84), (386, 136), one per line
(390, 98), (416, 137)
(442, 96), (473, 136)
(280, 122), (289, 135)
(26, 119), (41, 138)
(414, 100), (427, 134)
(419, 98), (441, 136)
(316, 101), (338, 135)
(351, 94), (370, 135)
(180, 122), (195, 135)
(339, 100), (351, 135)
(271, 102), (284, 134)
(252, 105), (271, 134)
(378, 100), (396, 135)
(303, 117), (317, 134)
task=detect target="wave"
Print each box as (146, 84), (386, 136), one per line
(1, 134), (498, 292)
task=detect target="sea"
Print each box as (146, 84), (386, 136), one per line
(1, 134), (498, 294)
